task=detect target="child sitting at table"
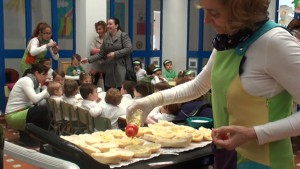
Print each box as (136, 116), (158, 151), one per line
(79, 72), (94, 85)
(162, 59), (177, 81)
(151, 66), (168, 85)
(146, 103), (181, 124)
(119, 80), (136, 110)
(80, 85), (125, 129)
(39, 58), (54, 81)
(47, 81), (63, 120)
(133, 59), (146, 81)
(66, 54), (85, 76)
(52, 70), (65, 85)
(133, 82), (151, 99)
(63, 79), (81, 107)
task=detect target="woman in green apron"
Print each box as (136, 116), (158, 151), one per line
(21, 22), (59, 74)
(127, 0), (300, 168)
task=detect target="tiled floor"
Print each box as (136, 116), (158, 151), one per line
(2, 122), (300, 169)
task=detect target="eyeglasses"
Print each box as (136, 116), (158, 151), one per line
(42, 32), (52, 35)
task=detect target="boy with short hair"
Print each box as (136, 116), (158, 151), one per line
(162, 59), (177, 81)
(80, 85), (125, 129)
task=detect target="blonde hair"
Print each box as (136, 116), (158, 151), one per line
(47, 81), (62, 96)
(105, 88), (122, 106)
(219, 0), (270, 34)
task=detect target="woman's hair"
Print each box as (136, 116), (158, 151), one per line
(53, 69), (65, 78)
(63, 80), (79, 97)
(80, 83), (97, 99)
(23, 63), (49, 77)
(109, 18), (122, 31)
(219, 0), (270, 34)
(105, 88), (123, 106)
(72, 54), (82, 62)
(47, 81), (62, 96)
(95, 20), (107, 31)
(122, 81), (136, 98)
(32, 22), (51, 38)
(287, 18), (300, 31)
(135, 82), (151, 97)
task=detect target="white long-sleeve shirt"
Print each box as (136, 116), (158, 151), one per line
(159, 27), (300, 144)
(81, 100), (125, 129)
(5, 76), (49, 114)
(27, 37), (59, 60)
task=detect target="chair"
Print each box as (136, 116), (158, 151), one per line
(92, 115), (111, 131)
(60, 101), (87, 134)
(47, 98), (65, 135)
(76, 107), (91, 133)
(58, 61), (71, 74)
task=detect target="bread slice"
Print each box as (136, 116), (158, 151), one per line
(144, 143), (161, 153)
(124, 145), (151, 158)
(156, 138), (189, 148)
(110, 148), (134, 161)
(91, 152), (121, 164)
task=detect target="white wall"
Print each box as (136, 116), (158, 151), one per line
(268, 0), (277, 21)
(75, 0), (107, 71)
(162, 0), (188, 73)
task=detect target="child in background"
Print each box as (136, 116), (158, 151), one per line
(151, 66), (167, 85)
(146, 103), (181, 124)
(178, 70), (195, 80)
(154, 82), (171, 92)
(162, 59), (177, 81)
(133, 82), (151, 99)
(119, 81), (136, 110)
(52, 70), (65, 85)
(47, 81), (63, 121)
(39, 58), (53, 81)
(80, 86), (125, 129)
(66, 54), (85, 76)
(79, 72), (94, 85)
(133, 59), (146, 81)
(63, 79), (81, 107)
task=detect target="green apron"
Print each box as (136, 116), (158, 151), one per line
(211, 21), (294, 169)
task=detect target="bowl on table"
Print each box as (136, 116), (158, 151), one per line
(186, 117), (213, 129)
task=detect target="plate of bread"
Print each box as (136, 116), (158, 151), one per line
(60, 120), (212, 168)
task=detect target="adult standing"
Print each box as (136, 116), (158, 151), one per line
(5, 64), (51, 146)
(127, 0), (300, 168)
(89, 20), (107, 85)
(82, 18), (133, 91)
(21, 22), (59, 73)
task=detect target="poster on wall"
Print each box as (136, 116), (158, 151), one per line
(58, 0), (73, 38)
(115, 3), (125, 29)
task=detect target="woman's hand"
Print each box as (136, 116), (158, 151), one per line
(47, 41), (57, 48)
(106, 52), (115, 60)
(81, 58), (88, 64)
(212, 126), (257, 150)
(52, 45), (59, 54)
(127, 98), (156, 125)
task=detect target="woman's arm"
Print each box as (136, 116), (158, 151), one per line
(29, 38), (48, 56)
(22, 78), (49, 104)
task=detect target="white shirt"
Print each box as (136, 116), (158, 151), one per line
(81, 99), (125, 129)
(148, 106), (176, 122)
(119, 94), (134, 110)
(5, 76), (49, 114)
(136, 68), (147, 81)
